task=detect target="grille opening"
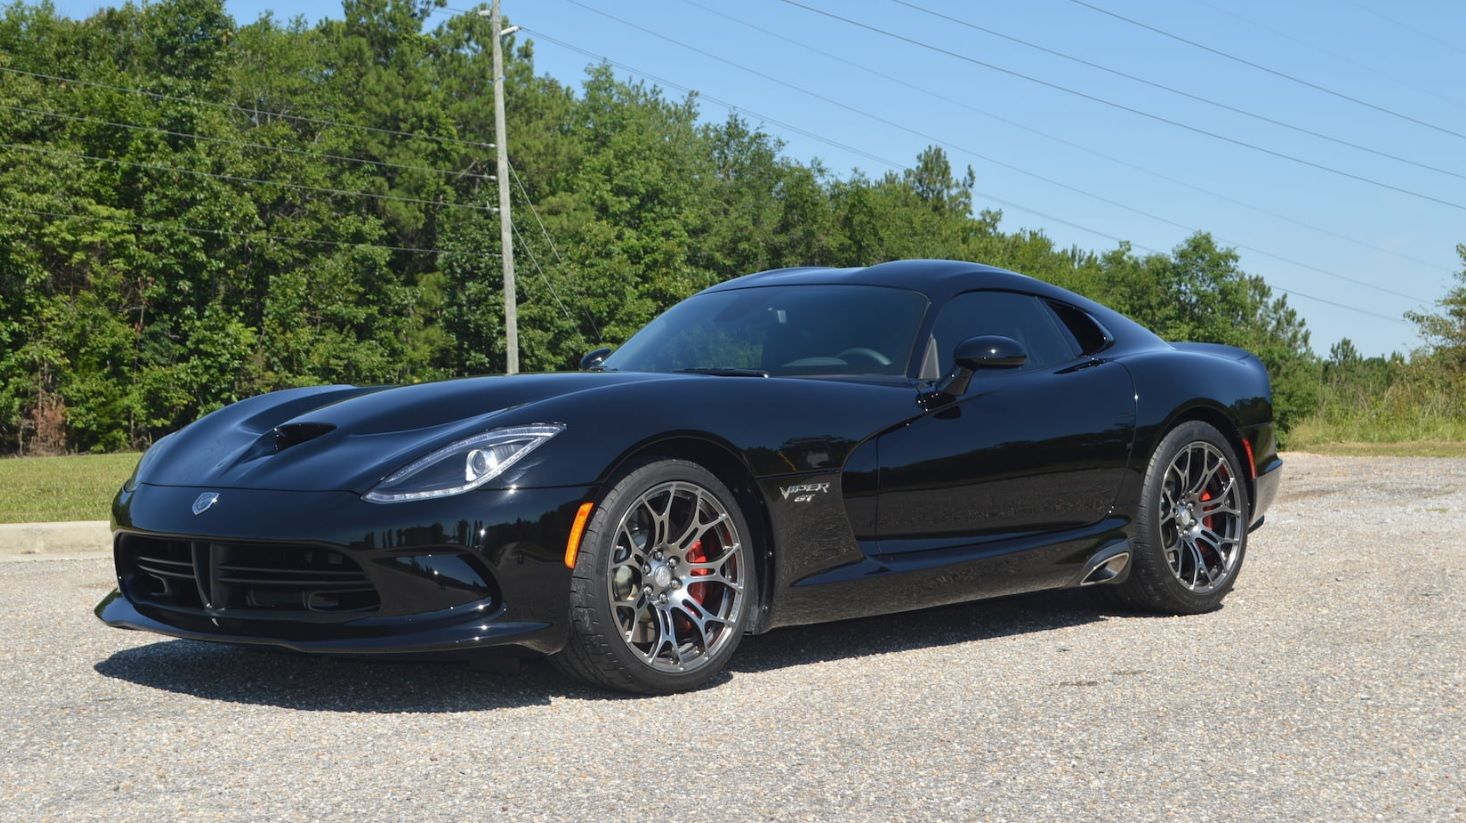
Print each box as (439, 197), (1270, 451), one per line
(128, 538), (206, 609)
(121, 536), (379, 616)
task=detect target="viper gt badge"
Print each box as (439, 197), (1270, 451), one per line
(780, 482), (830, 503)
(191, 492), (220, 515)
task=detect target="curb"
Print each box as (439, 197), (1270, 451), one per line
(0, 521), (110, 556)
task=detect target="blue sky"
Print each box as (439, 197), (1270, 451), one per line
(52, 0), (1466, 356)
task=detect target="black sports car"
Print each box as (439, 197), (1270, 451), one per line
(98, 259), (1282, 693)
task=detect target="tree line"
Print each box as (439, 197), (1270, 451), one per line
(1, 0), (1461, 456)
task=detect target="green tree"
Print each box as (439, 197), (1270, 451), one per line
(0, 0), (1427, 455)
(1407, 244), (1466, 372)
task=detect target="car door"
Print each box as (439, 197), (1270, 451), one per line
(875, 290), (1135, 554)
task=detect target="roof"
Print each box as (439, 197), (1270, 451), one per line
(704, 259), (1166, 351)
(703, 259), (1063, 303)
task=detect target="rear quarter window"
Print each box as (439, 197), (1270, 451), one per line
(1047, 301), (1113, 355)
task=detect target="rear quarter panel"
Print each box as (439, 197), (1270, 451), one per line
(1114, 347), (1279, 526)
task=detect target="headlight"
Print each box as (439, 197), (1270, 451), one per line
(123, 433), (175, 492)
(363, 424), (565, 503)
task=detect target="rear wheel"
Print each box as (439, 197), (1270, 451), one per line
(1092, 420), (1249, 614)
(551, 459), (753, 694)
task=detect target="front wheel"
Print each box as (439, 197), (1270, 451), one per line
(1093, 420), (1250, 614)
(550, 459), (754, 694)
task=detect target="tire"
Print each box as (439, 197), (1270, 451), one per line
(550, 458), (756, 694)
(1091, 420), (1250, 614)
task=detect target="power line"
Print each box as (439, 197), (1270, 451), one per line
(1066, 0), (1466, 142)
(523, 30), (1409, 326)
(524, 30), (1108, 222)
(517, 34), (1154, 241)
(0, 203), (476, 255)
(523, 29), (904, 167)
(0, 9), (1407, 326)
(538, 6), (1431, 303)
(1340, 0), (1466, 60)
(0, 102), (498, 183)
(675, 0), (1453, 278)
(1041, 235), (1408, 325)
(509, 162), (603, 339)
(509, 212), (576, 323)
(2, 142), (497, 215)
(1257, 284), (1411, 325)
(888, 0), (1466, 183)
(765, 0), (1466, 212)
(1193, 0), (1466, 113)
(526, 26), (1147, 245)
(0, 65), (498, 152)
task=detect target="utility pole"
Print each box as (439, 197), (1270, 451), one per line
(486, 0), (518, 373)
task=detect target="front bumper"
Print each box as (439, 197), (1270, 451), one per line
(96, 482), (594, 655)
(95, 589), (552, 654)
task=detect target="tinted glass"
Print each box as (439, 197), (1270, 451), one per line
(603, 285), (929, 376)
(930, 291), (1076, 369)
(1048, 301), (1111, 354)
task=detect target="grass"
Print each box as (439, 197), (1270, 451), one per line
(1286, 414), (1466, 457)
(1284, 440), (1466, 458)
(0, 452), (140, 524)
(1286, 371), (1466, 458)
(2, 411), (1464, 525)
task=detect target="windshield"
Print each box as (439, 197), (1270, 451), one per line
(602, 285), (929, 377)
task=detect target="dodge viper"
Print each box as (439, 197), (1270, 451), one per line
(97, 259), (1282, 693)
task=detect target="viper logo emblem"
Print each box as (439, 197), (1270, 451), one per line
(191, 492), (220, 515)
(779, 482), (830, 503)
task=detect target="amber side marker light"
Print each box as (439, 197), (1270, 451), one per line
(1241, 438), (1257, 479)
(564, 502), (595, 568)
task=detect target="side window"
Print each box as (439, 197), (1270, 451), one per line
(1047, 301), (1113, 355)
(930, 291), (1078, 370)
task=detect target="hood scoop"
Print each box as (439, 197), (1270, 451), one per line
(238, 423), (337, 463)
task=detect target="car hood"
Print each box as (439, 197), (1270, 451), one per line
(136, 372), (677, 493)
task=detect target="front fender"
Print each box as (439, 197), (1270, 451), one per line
(490, 375), (919, 488)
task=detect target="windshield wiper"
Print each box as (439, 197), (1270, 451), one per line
(675, 367), (769, 378)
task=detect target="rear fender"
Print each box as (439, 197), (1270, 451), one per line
(1111, 348), (1276, 523)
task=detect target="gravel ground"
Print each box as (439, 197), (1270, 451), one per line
(0, 453), (1461, 822)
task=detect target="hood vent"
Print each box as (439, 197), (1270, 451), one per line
(237, 422), (336, 463)
(272, 422), (336, 451)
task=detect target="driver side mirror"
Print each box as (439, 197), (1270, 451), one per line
(954, 335), (1027, 371)
(925, 335), (1027, 405)
(580, 347), (613, 371)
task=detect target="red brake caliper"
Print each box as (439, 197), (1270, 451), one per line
(685, 539), (710, 604)
(1197, 488), (1215, 562)
(674, 539), (711, 636)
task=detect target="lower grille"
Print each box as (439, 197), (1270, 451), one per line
(119, 536), (379, 616)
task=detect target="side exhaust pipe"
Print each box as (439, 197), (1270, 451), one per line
(1079, 548), (1131, 586)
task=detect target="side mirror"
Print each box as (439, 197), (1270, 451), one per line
(925, 335), (1026, 405)
(580, 347), (613, 371)
(954, 335), (1027, 370)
